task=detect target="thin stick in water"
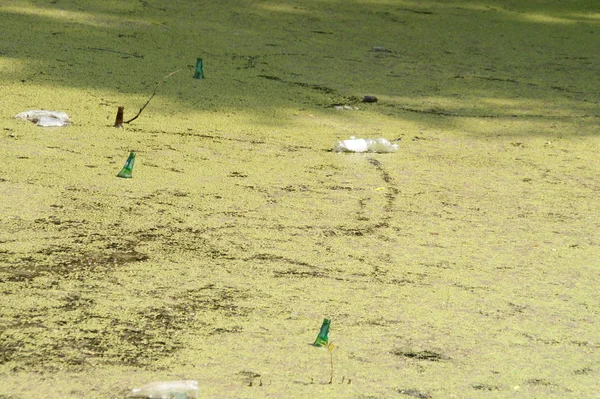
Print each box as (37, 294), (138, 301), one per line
(124, 69), (182, 124)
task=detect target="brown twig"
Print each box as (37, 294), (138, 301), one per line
(87, 47), (144, 59)
(124, 68), (182, 124)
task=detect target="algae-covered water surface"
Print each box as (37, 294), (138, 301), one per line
(1, 1), (599, 398)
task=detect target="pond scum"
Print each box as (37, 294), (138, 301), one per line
(1, 0), (599, 398)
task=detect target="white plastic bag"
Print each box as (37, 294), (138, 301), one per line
(130, 380), (199, 399)
(333, 137), (398, 153)
(14, 110), (71, 127)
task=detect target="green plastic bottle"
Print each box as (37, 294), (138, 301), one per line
(313, 318), (331, 347)
(193, 58), (204, 79)
(117, 152), (135, 178)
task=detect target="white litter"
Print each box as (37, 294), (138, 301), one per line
(14, 110), (71, 127)
(129, 380), (199, 399)
(334, 105), (359, 111)
(333, 137), (398, 153)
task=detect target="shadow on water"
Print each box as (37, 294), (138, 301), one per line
(1, 0), (598, 133)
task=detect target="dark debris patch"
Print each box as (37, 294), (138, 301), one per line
(210, 326), (243, 335)
(391, 349), (449, 361)
(273, 269), (327, 279)
(2, 242), (148, 282)
(0, 284), (252, 371)
(58, 293), (95, 311)
(246, 253), (313, 268)
(173, 285), (251, 317)
(472, 383), (501, 391)
(238, 370), (261, 386)
(573, 367), (592, 375)
(257, 74), (337, 94)
(321, 224), (386, 237)
(525, 378), (556, 387)
(398, 388), (432, 398)
(398, 8), (434, 15)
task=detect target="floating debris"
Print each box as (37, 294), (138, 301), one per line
(313, 318), (331, 347)
(333, 105), (359, 111)
(114, 106), (124, 127)
(334, 137), (398, 153)
(130, 380), (199, 399)
(193, 58), (204, 79)
(14, 110), (71, 127)
(117, 152), (136, 178)
(370, 46), (391, 53)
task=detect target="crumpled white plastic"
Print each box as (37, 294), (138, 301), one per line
(14, 110), (71, 127)
(130, 380), (199, 399)
(333, 136), (398, 153)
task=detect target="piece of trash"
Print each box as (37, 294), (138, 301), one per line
(14, 110), (71, 127)
(114, 106), (125, 127)
(362, 96), (378, 103)
(117, 152), (136, 178)
(333, 105), (359, 111)
(313, 318), (331, 347)
(193, 58), (204, 79)
(130, 380), (199, 399)
(370, 46), (391, 53)
(333, 137), (398, 153)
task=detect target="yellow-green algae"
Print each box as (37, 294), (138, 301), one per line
(1, 0), (599, 398)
